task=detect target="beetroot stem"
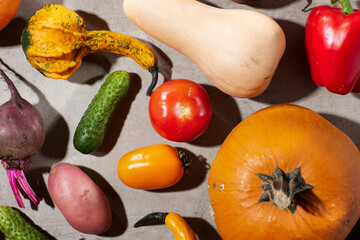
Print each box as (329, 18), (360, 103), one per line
(3, 159), (40, 208)
(6, 169), (25, 208)
(17, 169), (40, 205)
(0, 69), (22, 103)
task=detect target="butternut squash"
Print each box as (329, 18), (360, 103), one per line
(123, 0), (286, 98)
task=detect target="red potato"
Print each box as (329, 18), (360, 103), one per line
(48, 163), (112, 234)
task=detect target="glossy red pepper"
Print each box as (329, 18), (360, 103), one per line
(305, 0), (360, 94)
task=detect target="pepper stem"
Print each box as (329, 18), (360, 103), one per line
(257, 167), (313, 213)
(179, 151), (192, 169)
(134, 212), (169, 228)
(332, 0), (355, 14)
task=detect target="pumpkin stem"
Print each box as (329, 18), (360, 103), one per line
(257, 167), (313, 213)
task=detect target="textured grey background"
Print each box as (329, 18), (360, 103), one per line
(0, 0), (359, 239)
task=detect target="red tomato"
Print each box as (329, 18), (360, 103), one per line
(149, 79), (212, 142)
(0, 0), (21, 31)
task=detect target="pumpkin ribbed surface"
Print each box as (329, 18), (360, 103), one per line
(208, 104), (360, 240)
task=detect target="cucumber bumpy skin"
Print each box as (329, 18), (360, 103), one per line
(0, 205), (49, 240)
(73, 71), (130, 154)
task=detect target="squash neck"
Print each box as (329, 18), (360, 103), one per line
(83, 30), (159, 96)
(84, 30), (132, 54)
(257, 167), (313, 213)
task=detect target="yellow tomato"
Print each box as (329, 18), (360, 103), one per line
(117, 144), (189, 190)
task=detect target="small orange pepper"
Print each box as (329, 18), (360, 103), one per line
(134, 212), (198, 240)
(117, 144), (190, 190)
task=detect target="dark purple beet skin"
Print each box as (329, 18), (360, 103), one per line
(0, 68), (45, 208)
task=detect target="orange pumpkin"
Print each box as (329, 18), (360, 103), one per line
(208, 104), (360, 239)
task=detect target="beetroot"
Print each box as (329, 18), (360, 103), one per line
(0, 69), (45, 208)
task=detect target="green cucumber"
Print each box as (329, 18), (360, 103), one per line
(73, 71), (130, 154)
(0, 205), (49, 240)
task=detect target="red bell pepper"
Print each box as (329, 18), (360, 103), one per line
(305, 0), (360, 95)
